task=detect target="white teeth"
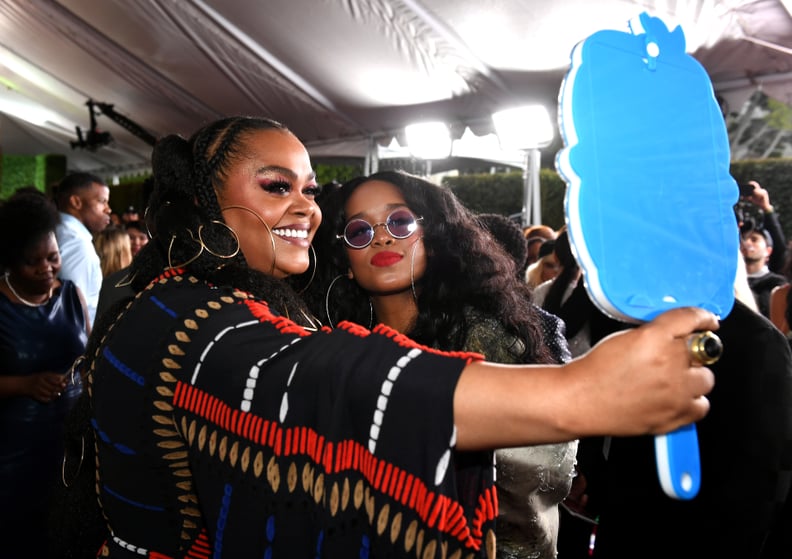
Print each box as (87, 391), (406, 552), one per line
(273, 228), (308, 239)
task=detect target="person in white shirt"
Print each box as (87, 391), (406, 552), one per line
(54, 172), (111, 326)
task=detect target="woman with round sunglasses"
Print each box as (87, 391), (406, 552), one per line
(306, 170), (577, 558)
(53, 117), (715, 559)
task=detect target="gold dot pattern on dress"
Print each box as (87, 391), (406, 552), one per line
(302, 462), (314, 492)
(329, 481), (340, 516)
(485, 529), (496, 559)
(390, 511), (402, 543)
(341, 478), (350, 511)
(267, 456), (281, 492)
(377, 503), (390, 535)
(288, 462), (298, 493)
(254, 450), (264, 478)
(240, 446), (251, 473)
(228, 440), (239, 467)
(422, 538), (436, 559)
(152, 280), (491, 559)
(313, 472), (325, 504)
(405, 519), (418, 552)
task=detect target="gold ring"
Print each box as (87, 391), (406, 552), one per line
(687, 331), (723, 365)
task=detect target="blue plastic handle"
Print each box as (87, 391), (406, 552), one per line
(654, 423), (701, 500)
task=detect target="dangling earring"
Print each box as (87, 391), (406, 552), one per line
(165, 221), (240, 271)
(221, 205), (277, 275)
(167, 229), (203, 270)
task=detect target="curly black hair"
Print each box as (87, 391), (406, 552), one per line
(303, 170), (553, 365)
(0, 187), (61, 271)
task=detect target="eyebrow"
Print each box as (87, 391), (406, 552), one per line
(256, 165), (317, 182)
(347, 202), (408, 221)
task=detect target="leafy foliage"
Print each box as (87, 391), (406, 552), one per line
(444, 169), (567, 230)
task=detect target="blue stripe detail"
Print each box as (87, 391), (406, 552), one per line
(150, 295), (177, 318)
(215, 483), (232, 558)
(103, 483), (165, 511)
(102, 346), (145, 386)
(91, 418), (136, 455)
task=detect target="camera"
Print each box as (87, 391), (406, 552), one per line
(739, 182), (756, 196)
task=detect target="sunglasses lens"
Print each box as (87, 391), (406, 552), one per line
(387, 209), (418, 238)
(344, 219), (374, 248)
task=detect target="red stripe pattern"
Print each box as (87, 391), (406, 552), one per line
(173, 381), (497, 551)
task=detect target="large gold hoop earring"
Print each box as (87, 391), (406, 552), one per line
(167, 229), (203, 270)
(324, 274), (345, 329)
(295, 244), (317, 295)
(409, 236), (422, 302)
(325, 274), (372, 329)
(198, 220), (241, 260)
(221, 205), (277, 275)
(61, 434), (85, 488)
(142, 205), (154, 239)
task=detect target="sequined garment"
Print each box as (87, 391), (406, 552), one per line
(90, 271), (496, 558)
(0, 280), (87, 558)
(456, 308), (577, 559)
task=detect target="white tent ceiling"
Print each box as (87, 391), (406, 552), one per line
(1, 0), (792, 177)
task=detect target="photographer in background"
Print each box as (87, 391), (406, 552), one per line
(737, 180), (786, 273)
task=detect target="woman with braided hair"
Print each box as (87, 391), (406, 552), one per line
(52, 116), (716, 558)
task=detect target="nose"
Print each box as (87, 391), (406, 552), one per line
(292, 192), (318, 217)
(371, 222), (393, 245)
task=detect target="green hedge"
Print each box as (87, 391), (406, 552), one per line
(0, 154), (66, 198)
(4, 153), (792, 239)
(443, 169), (567, 230)
(446, 159), (792, 239)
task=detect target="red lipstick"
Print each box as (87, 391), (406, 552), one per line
(371, 251), (403, 267)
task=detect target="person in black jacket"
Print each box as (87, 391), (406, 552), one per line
(575, 299), (792, 559)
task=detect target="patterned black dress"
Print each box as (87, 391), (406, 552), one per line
(89, 271), (496, 558)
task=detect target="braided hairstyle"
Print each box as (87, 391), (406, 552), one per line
(305, 170), (554, 365)
(47, 117), (321, 555)
(127, 116), (312, 320)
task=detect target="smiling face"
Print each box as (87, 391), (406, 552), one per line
(343, 180), (426, 296)
(215, 129), (321, 278)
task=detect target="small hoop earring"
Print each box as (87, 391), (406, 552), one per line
(167, 229), (203, 270)
(198, 220), (241, 260)
(61, 434), (85, 488)
(295, 244), (317, 295)
(221, 205), (277, 275)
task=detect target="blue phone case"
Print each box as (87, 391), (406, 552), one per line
(556, 12), (738, 499)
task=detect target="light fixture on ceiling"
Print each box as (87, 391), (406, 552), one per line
(491, 105), (554, 151)
(492, 105), (554, 227)
(405, 121), (453, 160)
